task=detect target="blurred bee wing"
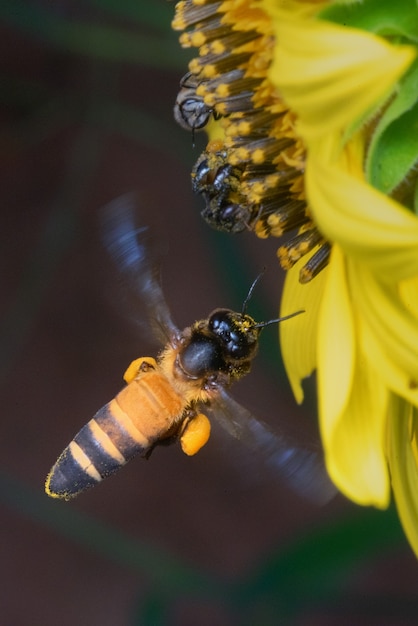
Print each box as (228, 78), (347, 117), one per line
(100, 194), (179, 345)
(206, 388), (336, 505)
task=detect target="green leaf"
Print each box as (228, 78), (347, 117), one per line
(366, 58), (418, 194)
(320, 0), (418, 43)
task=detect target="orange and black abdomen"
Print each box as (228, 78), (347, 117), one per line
(46, 369), (185, 499)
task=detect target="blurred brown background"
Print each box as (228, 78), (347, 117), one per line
(1, 2), (417, 625)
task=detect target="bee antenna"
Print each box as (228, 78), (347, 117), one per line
(242, 268), (266, 314)
(253, 309), (305, 329)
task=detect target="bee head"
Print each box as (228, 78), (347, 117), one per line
(208, 309), (260, 361)
(177, 272), (304, 384)
(177, 309), (261, 382)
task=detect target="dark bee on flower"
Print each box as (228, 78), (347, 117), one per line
(191, 143), (254, 233)
(174, 72), (221, 138)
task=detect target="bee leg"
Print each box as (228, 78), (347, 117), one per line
(123, 357), (157, 384)
(142, 422), (183, 459)
(180, 411), (211, 456)
(143, 436), (177, 459)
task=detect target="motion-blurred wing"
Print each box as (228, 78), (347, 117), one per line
(100, 194), (179, 345)
(206, 388), (336, 505)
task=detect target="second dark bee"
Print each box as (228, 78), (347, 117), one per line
(174, 72), (221, 136)
(191, 142), (254, 233)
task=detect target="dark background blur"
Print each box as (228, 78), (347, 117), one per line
(1, 2), (418, 625)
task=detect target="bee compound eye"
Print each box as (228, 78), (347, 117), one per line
(208, 310), (230, 333)
(208, 312), (243, 355)
(208, 310), (260, 361)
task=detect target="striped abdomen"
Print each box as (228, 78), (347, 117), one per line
(45, 369), (185, 499)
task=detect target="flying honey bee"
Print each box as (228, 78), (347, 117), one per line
(45, 196), (334, 502)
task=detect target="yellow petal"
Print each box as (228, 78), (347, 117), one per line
(387, 396), (418, 557)
(352, 263), (418, 384)
(280, 247), (327, 403)
(306, 134), (418, 280)
(399, 275), (418, 320)
(269, 13), (416, 141)
(324, 354), (390, 508)
(317, 245), (355, 446)
(360, 312), (418, 409)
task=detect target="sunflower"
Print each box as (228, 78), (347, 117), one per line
(172, 0), (418, 554)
